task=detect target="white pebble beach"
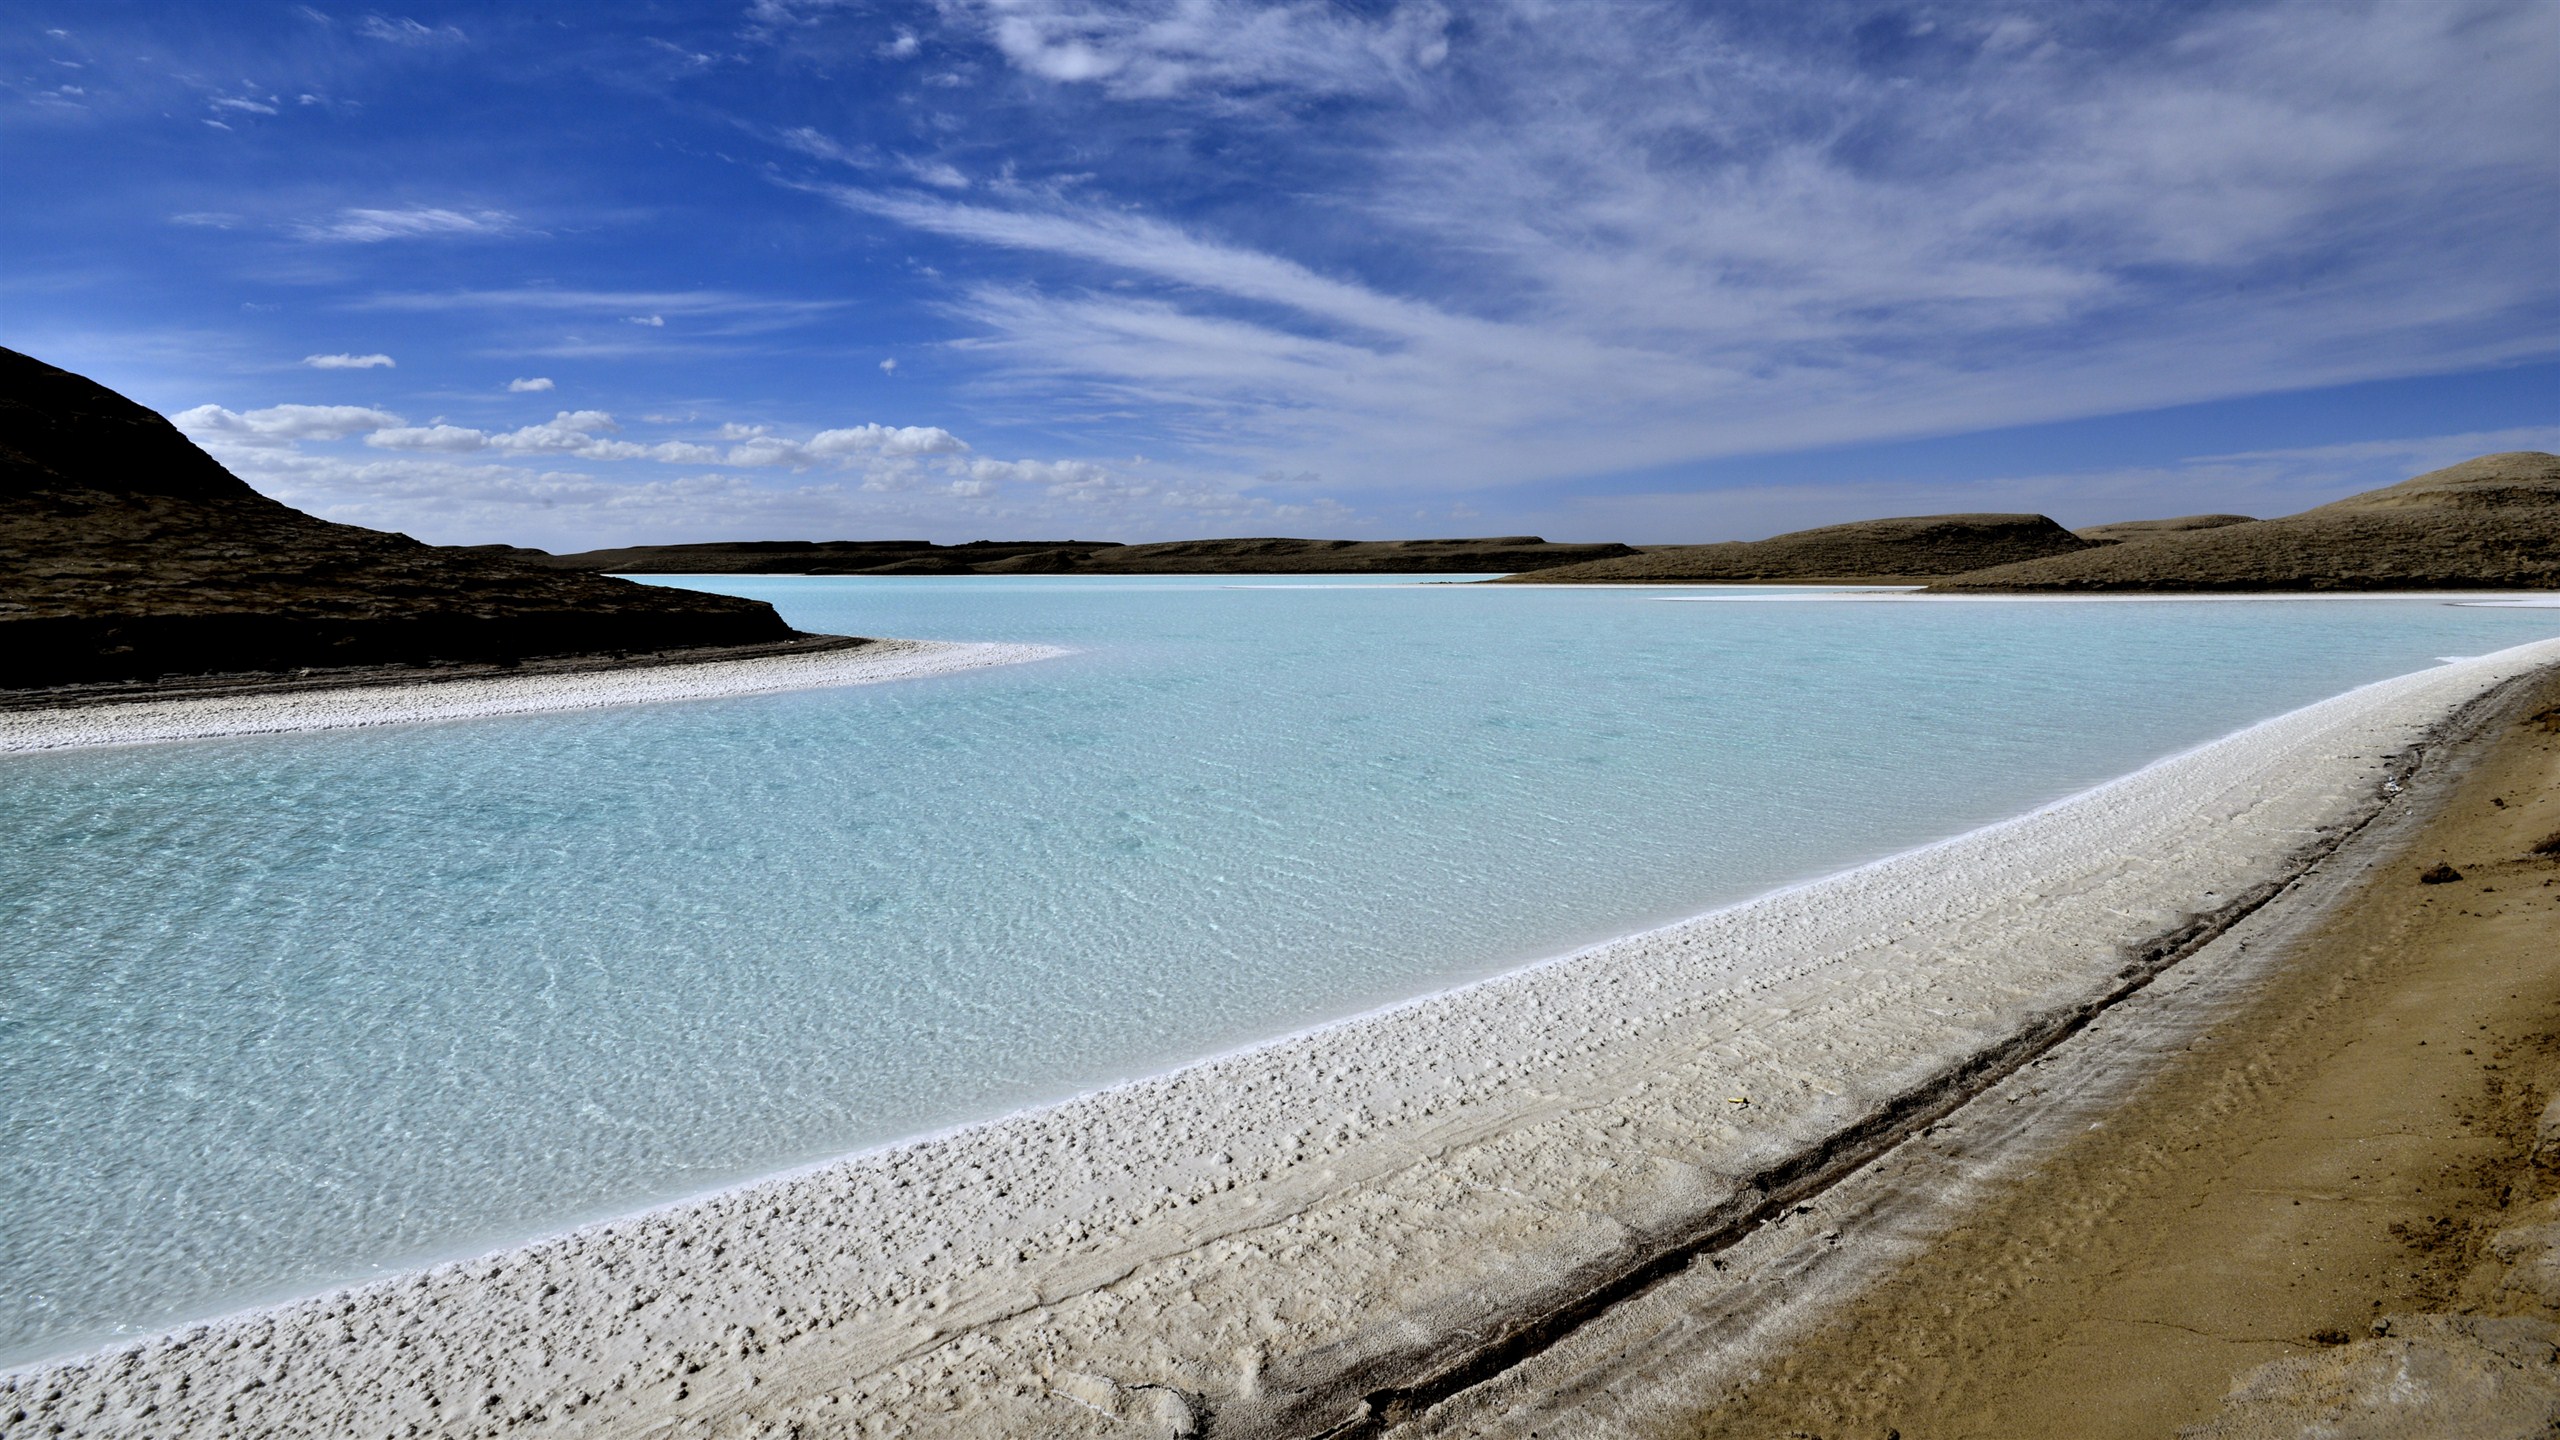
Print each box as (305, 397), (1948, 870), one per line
(0, 639), (1066, 754)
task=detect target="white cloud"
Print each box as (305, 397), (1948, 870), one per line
(809, 423), (967, 457)
(810, 0), (2560, 504)
(950, 0), (1450, 101)
(178, 404), (1294, 549)
(346, 410), (970, 470)
(506, 376), (554, 392)
(878, 358), (898, 376)
(488, 410), (626, 456)
(366, 423), (487, 453)
(211, 95), (279, 116)
(294, 207), (516, 243)
(881, 28), (921, 60)
(303, 352), (395, 369)
(778, 126), (861, 166)
(353, 287), (837, 326)
(359, 15), (465, 45)
(173, 403), (403, 447)
(625, 314), (666, 327)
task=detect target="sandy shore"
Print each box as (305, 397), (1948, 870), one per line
(1570, 659), (2560, 1438)
(0, 638), (1065, 753)
(6, 638), (2558, 1439)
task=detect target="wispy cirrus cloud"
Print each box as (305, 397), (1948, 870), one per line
(794, 0), (2560, 502)
(293, 207), (517, 243)
(302, 351), (394, 369)
(356, 15), (464, 46)
(349, 287), (837, 322)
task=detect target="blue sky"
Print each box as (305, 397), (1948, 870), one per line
(5, 1), (2555, 549)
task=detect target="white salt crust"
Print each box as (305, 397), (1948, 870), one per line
(0, 639), (1065, 753)
(8, 637), (2559, 1439)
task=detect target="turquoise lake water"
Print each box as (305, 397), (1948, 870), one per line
(4, 577), (2558, 1363)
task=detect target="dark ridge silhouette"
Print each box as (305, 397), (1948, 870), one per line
(0, 347), (812, 694)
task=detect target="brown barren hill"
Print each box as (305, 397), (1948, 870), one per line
(1496, 513), (2092, 584)
(0, 348), (813, 693)
(535, 534), (1636, 576)
(2072, 513), (2257, 543)
(1934, 452), (2560, 592)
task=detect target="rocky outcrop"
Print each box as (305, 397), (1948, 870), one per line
(0, 348), (805, 692)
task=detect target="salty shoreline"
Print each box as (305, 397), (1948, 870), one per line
(9, 638), (2560, 1439)
(0, 637), (1065, 753)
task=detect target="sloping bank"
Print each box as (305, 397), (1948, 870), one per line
(10, 637), (2560, 1439)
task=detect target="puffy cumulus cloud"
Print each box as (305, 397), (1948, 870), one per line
(506, 376), (554, 392)
(715, 423), (968, 467)
(303, 352), (395, 369)
(966, 457), (1119, 494)
(173, 403), (403, 447)
(361, 410), (694, 462)
(166, 393), (1300, 545)
(293, 207), (516, 243)
(807, 423), (968, 458)
(200, 435), (1326, 551)
(316, 407), (971, 472)
(488, 409), (624, 454)
(365, 423), (486, 453)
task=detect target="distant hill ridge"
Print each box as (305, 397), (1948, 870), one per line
(7, 340), (2548, 702)
(530, 535), (1637, 576)
(1931, 452), (2560, 592)
(0, 348), (808, 693)
(1496, 513), (2093, 584)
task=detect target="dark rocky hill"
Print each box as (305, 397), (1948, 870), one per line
(532, 535), (1636, 575)
(0, 348), (812, 694)
(1496, 514), (2092, 584)
(1932, 453), (2560, 592)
